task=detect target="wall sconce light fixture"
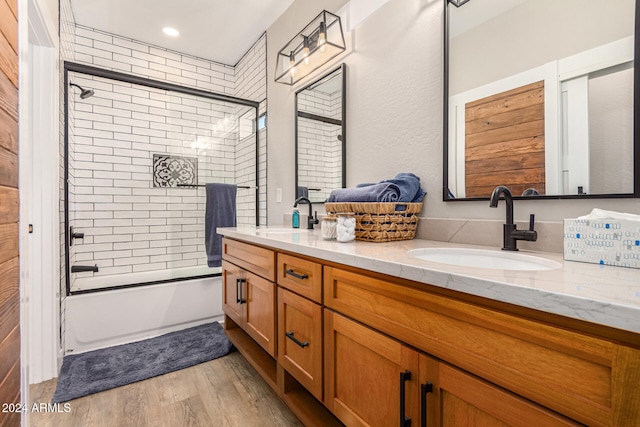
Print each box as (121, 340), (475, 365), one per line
(449, 0), (471, 7)
(275, 10), (345, 85)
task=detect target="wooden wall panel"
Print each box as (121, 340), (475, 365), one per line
(465, 81), (545, 198)
(0, 106), (18, 154)
(0, 285), (18, 354)
(5, 0), (17, 17)
(0, 326), (19, 384)
(0, 361), (20, 425)
(0, 147), (17, 187)
(0, 256), (19, 334)
(0, 0), (19, 418)
(0, 223), (17, 265)
(0, 0), (18, 55)
(0, 14), (18, 89)
(0, 72), (18, 120)
(0, 186), (18, 223)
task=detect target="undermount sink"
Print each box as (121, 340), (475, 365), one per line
(407, 248), (562, 271)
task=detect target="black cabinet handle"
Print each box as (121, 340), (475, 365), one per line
(236, 278), (246, 304)
(400, 370), (412, 427)
(285, 269), (308, 280)
(285, 331), (309, 348)
(420, 382), (433, 427)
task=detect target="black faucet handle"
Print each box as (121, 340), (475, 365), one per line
(528, 214), (536, 232)
(313, 211), (319, 224)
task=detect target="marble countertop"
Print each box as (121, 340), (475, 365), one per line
(218, 226), (640, 335)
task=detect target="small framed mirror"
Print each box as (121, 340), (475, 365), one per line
(295, 64), (346, 203)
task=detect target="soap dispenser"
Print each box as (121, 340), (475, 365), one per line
(292, 207), (300, 229)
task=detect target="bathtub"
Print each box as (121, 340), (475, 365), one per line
(71, 265), (218, 292)
(64, 272), (223, 355)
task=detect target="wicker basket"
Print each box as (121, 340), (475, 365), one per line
(324, 202), (423, 242)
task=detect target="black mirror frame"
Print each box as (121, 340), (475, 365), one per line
(294, 63), (347, 203)
(442, 0), (640, 202)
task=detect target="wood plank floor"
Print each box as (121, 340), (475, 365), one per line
(29, 351), (303, 427)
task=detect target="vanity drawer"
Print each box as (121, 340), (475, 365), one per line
(323, 266), (636, 427)
(277, 253), (322, 303)
(222, 238), (275, 282)
(278, 287), (323, 401)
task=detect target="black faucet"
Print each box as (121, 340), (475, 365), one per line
(293, 197), (319, 230)
(489, 186), (537, 251)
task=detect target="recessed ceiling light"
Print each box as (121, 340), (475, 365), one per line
(162, 27), (180, 37)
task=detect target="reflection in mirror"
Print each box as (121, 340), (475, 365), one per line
(445, 0), (638, 200)
(295, 64), (346, 203)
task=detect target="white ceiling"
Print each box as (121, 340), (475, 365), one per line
(70, 0), (295, 65)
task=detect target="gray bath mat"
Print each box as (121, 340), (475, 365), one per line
(52, 322), (234, 403)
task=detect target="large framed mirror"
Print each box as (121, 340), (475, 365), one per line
(444, 0), (640, 201)
(295, 64), (346, 203)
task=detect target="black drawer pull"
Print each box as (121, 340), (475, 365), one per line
(236, 278), (246, 304)
(285, 269), (309, 280)
(285, 331), (309, 348)
(400, 370), (412, 427)
(421, 382), (433, 427)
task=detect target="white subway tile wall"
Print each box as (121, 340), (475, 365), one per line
(235, 34), (267, 226)
(64, 28), (267, 291)
(297, 89), (343, 202)
(68, 71), (256, 285)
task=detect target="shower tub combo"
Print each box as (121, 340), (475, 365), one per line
(62, 62), (260, 353)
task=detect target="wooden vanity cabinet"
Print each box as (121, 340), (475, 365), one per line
(324, 266), (640, 426)
(222, 259), (276, 356)
(221, 238), (276, 357)
(222, 239), (341, 427)
(324, 310), (578, 427)
(221, 237), (640, 427)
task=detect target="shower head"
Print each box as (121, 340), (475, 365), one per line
(69, 82), (95, 99)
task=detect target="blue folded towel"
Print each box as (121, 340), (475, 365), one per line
(348, 173), (426, 203)
(328, 182), (401, 203)
(382, 172), (426, 202)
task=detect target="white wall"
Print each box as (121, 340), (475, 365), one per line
(266, 0), (640, 224)
(450, 0), (635, 95)
(267, 0), (349, 223)
(588, 68), (634, 194)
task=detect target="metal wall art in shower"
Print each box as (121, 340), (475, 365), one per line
(153, 154), (198, 188)
(275, 10), (346, 85)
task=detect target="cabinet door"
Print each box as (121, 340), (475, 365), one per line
(244, 270), (276, 357)
(324, 309), (419, 427)
(222, 260), (244, 326)
(278, 287), (323, 400)
(420, 356), (581, 427)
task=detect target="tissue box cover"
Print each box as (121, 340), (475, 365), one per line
(564, 218), (640, 269)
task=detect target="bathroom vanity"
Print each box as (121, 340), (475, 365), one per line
(218, 226), (640, 427)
